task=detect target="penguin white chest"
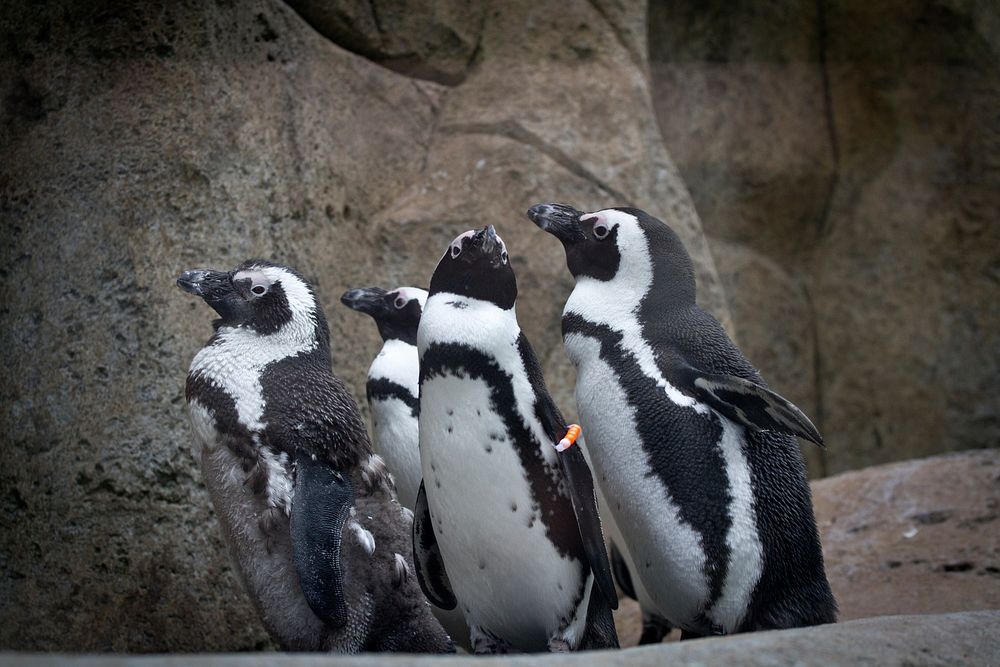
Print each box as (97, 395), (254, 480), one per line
(419, 372), (583, 650)
(370, 397), (421, 510)
(565, 332), (710, 627)
(566, 331), (764, 633)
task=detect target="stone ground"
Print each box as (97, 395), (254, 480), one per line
(613, 449), (1000, 644)
(2, 611), (998, 665)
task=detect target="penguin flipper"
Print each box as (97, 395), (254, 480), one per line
(289, 449), (355, 629)
(412, 480), (457, 610)
(578, 571), (621, 650)
(557, 445), (619, 610)
(514, 332), (618, 609)
(675, 365), (824, 446)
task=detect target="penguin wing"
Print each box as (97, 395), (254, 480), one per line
(515, 334), (618, 609)
(556, 444), (619, 610)
(289, 449), (355, 629)
(673, 363), (824, 446)
(412, 480), (457, 610)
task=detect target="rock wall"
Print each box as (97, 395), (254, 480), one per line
(0, 0), (726, 652)
(650, 0), (1000, 476)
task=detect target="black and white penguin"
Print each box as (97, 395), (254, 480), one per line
(178, 259), (452, 653)
(527, 204), (837, 637)
(412, 226), (619, 654)
(339, 286), (427, 512)
(340, 284), (472, 651)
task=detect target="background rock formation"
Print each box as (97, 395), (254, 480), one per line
(650, 0), (1000, 476)
(0, 0), (725, 652)
(1, 0), (996, 653)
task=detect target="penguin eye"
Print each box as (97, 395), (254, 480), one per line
(394, 296), (407, 309)
(251, 285), (267, 296)
(593, 223), (610, 240)
(450, 244), (462, 259)
(500, 250), (508, 264)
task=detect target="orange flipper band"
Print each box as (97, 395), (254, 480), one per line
(555, 424), (582, 452)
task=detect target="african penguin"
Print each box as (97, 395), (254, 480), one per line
(340, 286), (427, 512)
(340, 284), (472, 651)
(527, 204), (837, 637)
(412, 226), (619, 654)
(179, 259), (452, 653)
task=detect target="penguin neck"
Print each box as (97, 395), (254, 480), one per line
(418, 292), (520, 356)
(376, 321), (418, 347)
(369, 338), (420, 398)
(199, 308), (330, 376)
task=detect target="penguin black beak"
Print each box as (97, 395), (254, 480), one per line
(340, 287), (389, 317)
(527, 203), (587, 244)
(177, 269), (233, 301)
(177, 270), (208, 296)
(482, 225), (498, 254)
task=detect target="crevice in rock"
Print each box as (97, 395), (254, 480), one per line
(279, 0), (469, 87)
(816, 0), (840, 239)
(440, 120), (628, 200)
(802, 282), (828, 477)
(585, 0), (644, 72)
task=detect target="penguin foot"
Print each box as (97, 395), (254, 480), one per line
(547, 637), (572, 653)
(470, 627), (511, 654)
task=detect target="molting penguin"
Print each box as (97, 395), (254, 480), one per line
(179, 259), (452, 653)
(340, 286), (427, 512)
(340, 284), (472, 650)
(413, 227), (620, 653)
(527, 204), (837, 637)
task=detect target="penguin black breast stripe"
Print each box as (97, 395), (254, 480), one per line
(420, 341), (586, 563)
(561, 312), (732, 607)
(366, 377), (420, 419)
(185, 372), (250, 441)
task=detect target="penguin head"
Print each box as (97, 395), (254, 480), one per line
(178, 259), (328, 343)
(428, 225), (517, 309)
(528, 203), (696, 305)
(340, 285), (427, 344)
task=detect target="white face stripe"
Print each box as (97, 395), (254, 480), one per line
(444, 229), (508, 261)
(565, 210), (705, 412)
(446, 229), (477, 260)
(392, 286), (428, 308)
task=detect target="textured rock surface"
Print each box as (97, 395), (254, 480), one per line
(3, 611), (1000, 665)
(815, 449), (1000, 621)
(615, 449), (1000, 644)
(0, 0), (726, 652)
(285, 0), (486, 85)
(650, 0), (1000, 475)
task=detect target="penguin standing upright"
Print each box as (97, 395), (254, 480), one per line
(412, 226), (619, 654)
(340, 284), (472, 650)
(179, 259), (452, 653)
(527, 204), (837, 637)
(340, 285), (427, 511)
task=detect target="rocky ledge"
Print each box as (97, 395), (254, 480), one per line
(3, 610), (998, 666)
